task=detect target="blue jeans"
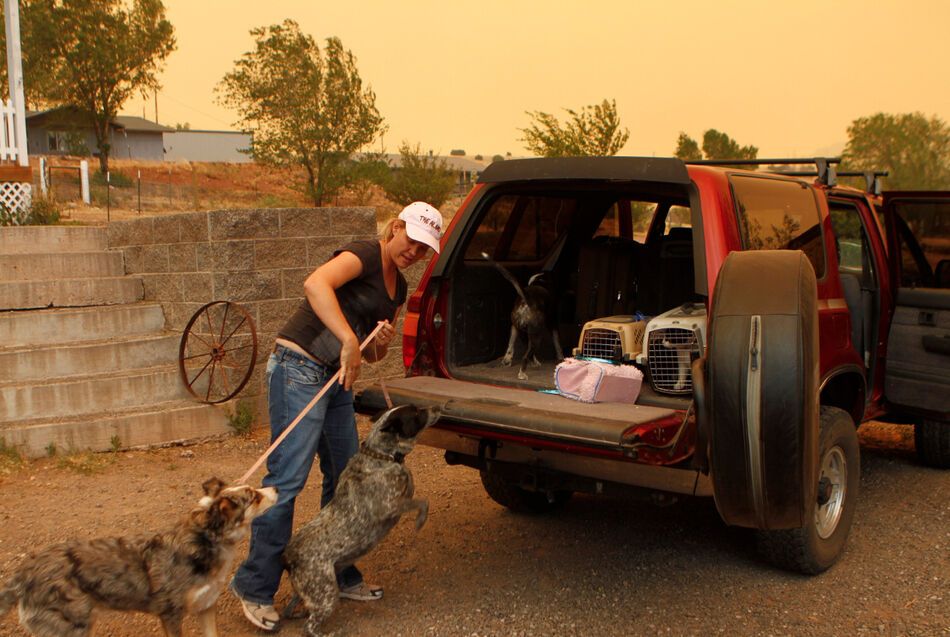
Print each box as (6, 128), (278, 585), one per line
(231, 345), (364, 605)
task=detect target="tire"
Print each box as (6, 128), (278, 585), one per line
(915, 418), (950, 468)
(707, 250), (820, 529)
(756, 406), (860, 574)
(479, 469), (572, 514)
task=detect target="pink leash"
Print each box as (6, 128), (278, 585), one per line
(237, 321), (388, 485)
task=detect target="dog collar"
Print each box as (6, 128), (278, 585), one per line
(360, 445), (404, 464)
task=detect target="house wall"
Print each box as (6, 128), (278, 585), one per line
(110, 130), (164, 161)
(163, 131), (252, 163)
(26, 125), (164, 162)
(25, 125), (97, 156)
(106, 207), (424, 417)
(25, 124), (48, 154)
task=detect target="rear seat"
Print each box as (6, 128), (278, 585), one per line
(639, 227), (696, 315)
(574, 236), (641, 326)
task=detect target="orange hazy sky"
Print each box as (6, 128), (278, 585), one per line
(123, 0), (950, 159)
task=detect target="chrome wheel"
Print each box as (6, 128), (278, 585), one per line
(815, 445), (847, 539)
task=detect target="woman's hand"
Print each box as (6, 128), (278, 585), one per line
(365, 320), (396, 363)
(338, 335), (361, 390)
(375, 320), (396, 348)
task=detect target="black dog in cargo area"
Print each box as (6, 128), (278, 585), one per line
(481, 252), (564, 379)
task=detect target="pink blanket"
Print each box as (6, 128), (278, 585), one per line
(554, 357), (643, 404)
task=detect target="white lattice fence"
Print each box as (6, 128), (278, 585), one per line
(0, 181), (32, 225)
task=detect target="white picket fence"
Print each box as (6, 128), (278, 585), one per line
(0, 98), (33, 224)
(0, 98), (24, 162)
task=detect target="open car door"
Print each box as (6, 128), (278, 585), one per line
(883, 191), (950, 467)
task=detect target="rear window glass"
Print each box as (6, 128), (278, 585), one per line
(464, 194), (577, 261)
(592, 200), (656, 243)
(663, 205), (692, 235)
(731, 175), (826, 278)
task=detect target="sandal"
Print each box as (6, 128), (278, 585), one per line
(339, 581), (384, 601)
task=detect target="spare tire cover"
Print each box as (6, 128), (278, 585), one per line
(707, 250), (819, 530)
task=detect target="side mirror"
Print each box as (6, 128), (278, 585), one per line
(935, 259), (950, 288)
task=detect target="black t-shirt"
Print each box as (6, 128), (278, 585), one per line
(278, 240), (407, 367)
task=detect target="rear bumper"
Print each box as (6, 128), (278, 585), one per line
(420, 424), (713, 497)
(357, 376), (711, 497)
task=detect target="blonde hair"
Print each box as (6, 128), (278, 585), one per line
(380, 217), (405, 241)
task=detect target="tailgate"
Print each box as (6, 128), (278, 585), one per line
(355, 376), (677, 449)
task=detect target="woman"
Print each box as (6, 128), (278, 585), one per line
(231, 201), (443, 632)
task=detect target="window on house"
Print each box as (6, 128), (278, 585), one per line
(48, 131), (69, 152)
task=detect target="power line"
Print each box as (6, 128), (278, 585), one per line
(157, 92), (235, 128)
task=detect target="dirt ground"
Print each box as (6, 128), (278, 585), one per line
(0, 418), (947, 637)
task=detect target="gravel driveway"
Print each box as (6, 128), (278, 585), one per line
(0, 420), (946, 636)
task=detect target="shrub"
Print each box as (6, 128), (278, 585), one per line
(0, 201), (23, 226)
(227, 400), (255, 436)
(0, 437), (23, 474)
(28, 195), (61, 225)
(381, 142), (456, 209)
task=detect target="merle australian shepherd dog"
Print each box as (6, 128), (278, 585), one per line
(0, 478), (277, 637)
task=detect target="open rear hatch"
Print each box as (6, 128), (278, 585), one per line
(355, 376), (677, 450)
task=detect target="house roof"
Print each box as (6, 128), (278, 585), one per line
(163, 129), (251, 135)
(112, 115), (174, 133)
(25, 107), (174, 133)
(375, 153), (488, 173)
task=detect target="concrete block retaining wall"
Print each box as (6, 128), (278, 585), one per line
(107, 207), (425, 420)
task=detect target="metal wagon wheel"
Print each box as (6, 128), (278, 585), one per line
(178, 300), (258, 404)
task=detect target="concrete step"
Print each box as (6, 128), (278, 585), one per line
(0, 225), (107, 254)
(0, 333), (181, 383)
(0, 303), (167, 348)
(0, 366), (188, 423)
(0, 251), (125, 281)
(0, 275), (144, 310)
(0, 400), (233, 458)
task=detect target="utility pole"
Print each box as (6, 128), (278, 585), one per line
(154, 88), (158, 124)
(4, 0), (30, 167)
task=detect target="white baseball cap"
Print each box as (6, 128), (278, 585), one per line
(398, 201), (443, 254)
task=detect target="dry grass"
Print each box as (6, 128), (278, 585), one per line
(35, 157), (466, 225)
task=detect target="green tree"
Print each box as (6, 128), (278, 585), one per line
(520, 99), (629, 157)
(217, 20), (384, 206)
(2, 0), (175, 173)
(841, 112), (950, 190)
(0, 0), (59, 105)
(381, 142), (456, 209)
(343, 149), (390, 205)
(674, 132), (702, 161)
(674, 129), (758, 166)
(702, 129), (758, 162)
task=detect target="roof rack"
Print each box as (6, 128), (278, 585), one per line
(685, 157), (845, 187)
(766, 170), (889, 195)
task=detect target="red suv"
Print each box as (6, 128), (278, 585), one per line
(356, 157), (950, 574)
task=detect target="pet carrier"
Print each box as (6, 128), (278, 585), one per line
(640, 303), (707, 395)
(572, 315), (646, 363)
